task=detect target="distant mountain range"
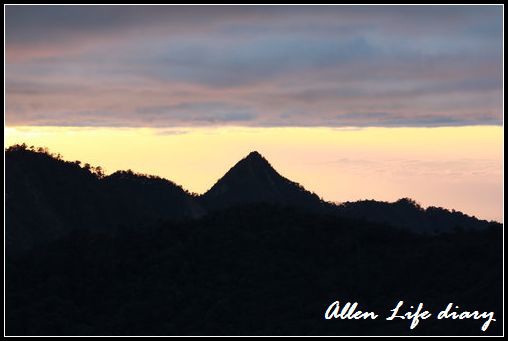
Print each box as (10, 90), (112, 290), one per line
(5, 144), (503, 336)
(5, 144), (497, 255)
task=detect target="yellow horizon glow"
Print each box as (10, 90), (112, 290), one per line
(5, 125), (503, 222)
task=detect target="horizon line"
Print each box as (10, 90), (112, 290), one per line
(5, 142), (501, 223)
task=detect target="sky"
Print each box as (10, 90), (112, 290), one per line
(5, 5), (504, 221)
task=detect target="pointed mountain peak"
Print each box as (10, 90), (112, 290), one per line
(243, 151), (267, 163)
(202, 150), (322, 210)
(236, 151), (272, 170)
(245, 150), (264, 159)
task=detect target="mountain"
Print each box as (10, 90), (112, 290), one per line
(200, 151), (494, 233)
(5, 144), (503, 335)
(6, 204), (503, 335)
(5, 145), (203, 255)
(102, 170), (205, 224)
(5, 144), (499, 257)
(201, 151), (324, 211)
(335, 198), (493, 234)
(6, 146), (106, 255)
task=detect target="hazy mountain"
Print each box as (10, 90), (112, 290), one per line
(201, 151), (323, 211)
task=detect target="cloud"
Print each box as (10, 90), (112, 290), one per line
(5, 5), (503, 128)
(135, 102), (257, 124)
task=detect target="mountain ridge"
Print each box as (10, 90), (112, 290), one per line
(5, 144), (503, 336)
(5, 143), (499, 256)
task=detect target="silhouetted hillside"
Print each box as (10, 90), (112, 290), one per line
(201, 151), (324, 211)
(6, 145), (107, 255)
(5, 144), (202, 255)
(5, 144), (503, 335)
(5, 144), (500, 256)
(6, 205), (503, 335)
(336, 198), (493, 234)
(103, 170), (205, 224)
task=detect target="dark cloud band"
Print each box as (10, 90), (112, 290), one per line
(5, 5), (503, 128)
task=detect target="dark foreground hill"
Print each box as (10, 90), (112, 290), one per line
(5, 145), (203, 255)
(5, 144), (504, 335)
(6, 205), (503, 335)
